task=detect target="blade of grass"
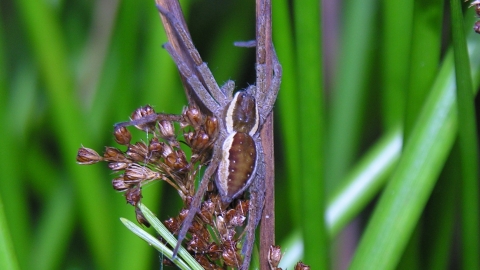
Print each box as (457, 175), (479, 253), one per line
(326, 127), (402, 236)
(450, 2), (480, 269)
(403, 0), (444, 139)
(326, 0), (377, 190)
(293, 0), (327, 268)
(0, 194), (20, 270)
(349, 30), (480, 270)
(15, 0), (115, 267)
(273, 0), (302, 232)
(380, 0), (413, 129)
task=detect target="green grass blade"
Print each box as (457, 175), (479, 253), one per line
(0, 194), (20, 270)
(449, 2), (480, 269)
(349, 32), (480, 270)
(293, 0), (327, 268)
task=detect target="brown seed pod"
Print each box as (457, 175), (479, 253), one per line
(205, 116), (219, 139)
(158, 120), (176, 140)
(135, 206), (150, 227)
(125, 186), (142, 206)
(76, 147), (103, 164)
(112, 176), (130, 191)
(130, 105), (156, 132)
(194, 254), (219, 270)
(222, 241), (242, 267)
(198, 199), (215, 225)
(188, 233), (210, 252)
(164, 217), (180, 234)
(108, 162), (128, 171)
(126, 142), (149, 162)
(184, 106), (204, 128)
(113, 126), (132, 145)
(268, 245), (282, 270)
(103, 146), (128, 162)
(294, 262), (310, 270)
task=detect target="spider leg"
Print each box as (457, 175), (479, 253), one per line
(156, 4), (229, 107)
(163, 43), (220, 113)
(257, 48), (282, 122)
(172, 143), (222, 258)
(220, 80), (235, 98)
(114, 113), (183, 129)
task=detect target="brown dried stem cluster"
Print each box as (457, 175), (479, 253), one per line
(77, 105), (257, 269)
(471, 0), (480, 33)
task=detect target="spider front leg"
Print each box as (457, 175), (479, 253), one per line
(257, 49), (282, 122)
(172, 139), (223, 257)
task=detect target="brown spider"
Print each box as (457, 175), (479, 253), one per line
(115, 0), (282, 268)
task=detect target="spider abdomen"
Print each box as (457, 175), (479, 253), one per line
(217, 132), (257, 202)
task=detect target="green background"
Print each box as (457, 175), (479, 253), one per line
(1, 0), (479, 269)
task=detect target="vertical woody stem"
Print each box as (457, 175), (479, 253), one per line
(257, 0), (275, 269)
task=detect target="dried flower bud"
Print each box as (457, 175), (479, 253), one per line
(103, 146), (128, 162)
(215, 216), (227, 238)
(126, 142), (148, 162)
(194, 254), (218, 270)
(77, 147), (103, 164)
(207, 243), (222, 260)
(185, 106), (203, 128)
(475, 21), (480, 34)
(199, 200), (215, 225)
(225, 209), (245, 227)
(236, 200), (249, 216)
(112, 176), (129, 191)
(188, 233), (209, 252)
(131, 105), (156, 132)
(268, 245), (282, 269)
(164, 217), (180, 233)
(158, 120), (175, 139)
(165, 150), (188, 172)
(113, 126), (132, 145)
(190, 130), (210, 153)
(222, 242), (242, 267)
(124, 164), (160, 182)
(125, 186), (142, 206)
(135, 206), (150, 227)
(108, 162), (128, 171)
(205, 116), (219, 139)
(294, 262), (310, 270)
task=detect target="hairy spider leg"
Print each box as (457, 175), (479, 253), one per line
(157, 4), (229, 107)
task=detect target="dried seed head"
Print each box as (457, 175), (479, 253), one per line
(194, 254), (218, 270)
(112, 176), (129, 191)
(124, 163), (160, 181)
(188, 233), (209, 252)
(225, 209), (245, 227)
(268, 245), (282, 269)
(294, 262), (310, 270)
(165, 150), (188, 172)
(131, 105), (156, 132)
(113, 126), (132, 145)
(108, 162), (128, 171)
(77, 147), (103, 164)
(185, 106), (203, 128)
(199, 200), (215, 225)
(189, 130), (211, 153)
(164, 217), (180, 233)
(207, 243), (222, 260)
(158, 120), (176, 140)
(135, 206), (150, 227)
(125, 186), (142, 206)
(205, 116), (219, 139)
(126, 142), (148, 162)
(104, 146), (128, 162)
(222, 242), (242, 267)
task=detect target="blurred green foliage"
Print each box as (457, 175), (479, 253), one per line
(1, 0), (479, 269)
